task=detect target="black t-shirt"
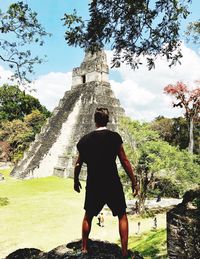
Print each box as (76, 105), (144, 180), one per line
(77, 129), (123, 189)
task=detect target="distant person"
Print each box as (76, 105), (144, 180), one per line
(156, 194), (161, 202)
(97, 212), (104, 227)
(74, 107), (139, 258)
(97, 213), (101, 226)
(137, 221), (141, 234)
(100, 212), (104, 227)
(153, 217), (157, 229)
(135, 200), (139, 214)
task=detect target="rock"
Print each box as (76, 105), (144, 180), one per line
(181, 189), (200, 206)
(5, 240), (144, 259)
(167, 189), (200, 259)
(5, 248), (47, 259)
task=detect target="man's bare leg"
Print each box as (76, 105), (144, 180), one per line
(118, 213), (129, 257)
(82, 212), (93, 252)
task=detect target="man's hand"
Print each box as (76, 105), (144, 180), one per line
(132, 183), (139, 197)
(74, 179), (82, 193)
(74, 154), (83, 193)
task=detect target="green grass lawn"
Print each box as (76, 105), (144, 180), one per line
(128, 228), (167, 259)
(0, 169), (167, 258)
(0, 169), (86, 258)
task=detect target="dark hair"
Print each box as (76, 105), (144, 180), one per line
(94, 108), (109, 126)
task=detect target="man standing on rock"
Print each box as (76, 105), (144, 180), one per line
(74, 107), (139, 258)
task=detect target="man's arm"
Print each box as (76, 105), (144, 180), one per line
(74, 153), (83, 193)
(117, 144), (139, 195)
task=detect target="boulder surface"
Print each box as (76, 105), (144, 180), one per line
(5, 240), (144, 259)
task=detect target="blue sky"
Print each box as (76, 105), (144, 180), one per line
(0, 0), (200, 121)
(0, 0), (90, 74)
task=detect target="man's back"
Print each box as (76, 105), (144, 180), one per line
(77, 129), (122, 185)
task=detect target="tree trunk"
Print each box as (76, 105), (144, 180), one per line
(188, 117), (194, 154)
(138, 194), (146, 214)
(138, 173), (148, 214)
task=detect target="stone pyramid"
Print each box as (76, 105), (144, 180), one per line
(11, 50), (125, 179)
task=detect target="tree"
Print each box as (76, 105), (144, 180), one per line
(150, 116), (200, 154)
(164, 81), (200, 154)
(119, 116), (159, 165)
(166, 117), (189, 149)
(0, 1), (50, 85)
(24, 109), (47, 134)
(137, 140), (200, 212)
(0, 110), (49, 162)
(0, 84), (50, 121)
(0, 84), (50, 162)
(0, 119), (34, 162)
(63, 0), (192, 69)
(150, 116), (174, 143)
(185, 20), (200, 45)
(119, 116), (200, 214)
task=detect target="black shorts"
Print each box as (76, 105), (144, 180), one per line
(84, 181), (127, 217)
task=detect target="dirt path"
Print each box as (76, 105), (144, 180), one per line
(87, 211), (167, 244)
(88, 198), (181, 242)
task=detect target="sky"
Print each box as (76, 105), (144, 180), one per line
(0, 0), (200, 122)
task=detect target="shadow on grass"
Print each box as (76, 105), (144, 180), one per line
(128, 228), (167, 259)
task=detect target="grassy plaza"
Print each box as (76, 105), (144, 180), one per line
(0, 169), (167, 258)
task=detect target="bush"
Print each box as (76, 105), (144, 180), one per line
(141, 209), (155, 218)
(149, 178), (180, 199)
(0, 197), (9, 206)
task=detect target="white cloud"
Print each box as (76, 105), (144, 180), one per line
(0, 65), (72, 111)
(110, 79), (156, 122)
(31, 72), (72, 111)
(107, 44), (200, 121)
(0, 65), (13, 85)
(1, 44), (200, 122)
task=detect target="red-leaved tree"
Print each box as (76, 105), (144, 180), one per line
(164, 81), (200, 153)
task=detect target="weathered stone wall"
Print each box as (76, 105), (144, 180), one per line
(54, 81), (124, 179)
(10, 88), (82, 179)
(72, 50), (109, 88)
(167, 189), (200, 259)
(11, 50), (124, 179)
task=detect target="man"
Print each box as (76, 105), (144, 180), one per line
(74, 107), (139, 258)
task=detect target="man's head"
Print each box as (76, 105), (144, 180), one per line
(94, 108), (109, 127)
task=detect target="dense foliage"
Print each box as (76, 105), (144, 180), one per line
(0, 1), (50, 85)
(150, 116), (200, 154)
(0, 84), (50, 121)
(0, 84), (50, 162)
(119, 117), (200, 212)
(0, 119), (34, 161)
(63, 0), (192, 69)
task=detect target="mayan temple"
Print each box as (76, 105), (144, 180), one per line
(11, 50), (125, 179)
